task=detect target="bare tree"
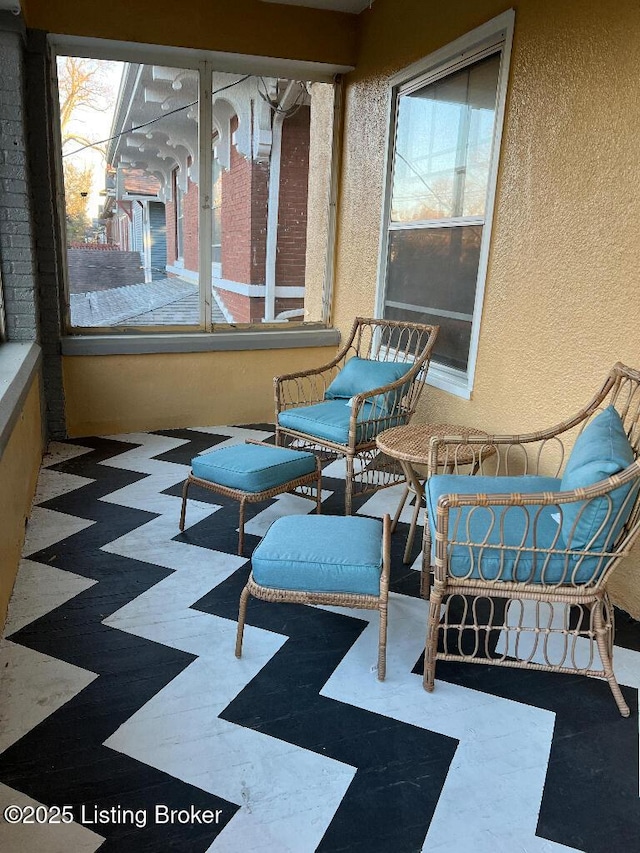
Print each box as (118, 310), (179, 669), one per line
(57, 56), (112, 152)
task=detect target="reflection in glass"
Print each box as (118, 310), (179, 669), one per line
(391, 53), (500, 223)
(386, 226), (481, 316)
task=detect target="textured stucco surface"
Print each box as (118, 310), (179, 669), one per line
(333, 0), (640, 614)
(62, 346), (339, 437)
(0, 374), (42, 631)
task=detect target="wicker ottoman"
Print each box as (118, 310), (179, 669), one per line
(179, 441), (321, 555)
(235, 513), (391, 679)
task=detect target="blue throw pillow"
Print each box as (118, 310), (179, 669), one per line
(325, 357), (412, 414)
(560, 406), (636, 551)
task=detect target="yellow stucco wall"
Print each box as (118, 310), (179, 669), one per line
(62, 347), (338, 436)
(21, 0), (357, 67)
(333, 0), (640, 613)
(0, 374), (43, 630)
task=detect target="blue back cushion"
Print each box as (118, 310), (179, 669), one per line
(560, 406), (636, 551)
(325, 357), (412, 414)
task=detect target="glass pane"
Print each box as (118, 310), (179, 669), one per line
(391, 53), (500, 222)
(385, 226), (481, 372)
(58, 56), (200, 328)
(386, 226), (481, 313)
(384, 304), (472, 373)
(210, 73), (334, 324)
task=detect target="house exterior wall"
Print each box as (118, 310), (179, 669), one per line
(165, 194), (177, 266)
(62, 345), (340, 435)
(333, 0), (640, 614)
(276, 105), (310, 289)
(221, 122), (253, 285)
(182, 176), (199, 274)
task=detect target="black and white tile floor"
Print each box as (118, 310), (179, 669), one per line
(1, 426), (639, 852)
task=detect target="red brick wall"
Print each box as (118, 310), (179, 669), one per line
(216, 289), (251, 324)
(166, 194), (177, 265)
(164, 183), (178, 265)
(221, 116), (252, 284)
(276, 106), (310, 288)
(250, 161), (268, 285)
(183, 175), (199, 273)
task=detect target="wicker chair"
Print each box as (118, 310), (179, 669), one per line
(275, 317), (439, 514)
(422, 362), (640, 716)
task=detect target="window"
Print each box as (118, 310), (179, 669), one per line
(52, 43), (340, 334)
(378, 12), (514, 397)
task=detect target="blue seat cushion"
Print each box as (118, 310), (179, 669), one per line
(426, 474), (606, 584)
(251, 515), (383, 596)
(325, 357), (412, 414)
(278, 400), (404, 446)
(191, 443), (316, 493)
(560, 406), (636, 551)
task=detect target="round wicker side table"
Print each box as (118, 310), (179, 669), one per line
(375, 423), (493, 564)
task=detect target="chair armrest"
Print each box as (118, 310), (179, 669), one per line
(346, 370), (421, 446)
(274, 359), (343, 413)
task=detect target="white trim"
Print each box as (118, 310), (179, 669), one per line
(426, 363), (472, 401)
(376, 10), (515, 398)
(166, 264), (198, 283)
(389, 215), (484, 231)
(385, 300), (473, 323)
(48, 34), (353, 82)
(162, 269), (306, 300)
(214, 279), (305, 298)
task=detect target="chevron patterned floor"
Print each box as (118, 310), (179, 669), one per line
(1, 425), (639, 852)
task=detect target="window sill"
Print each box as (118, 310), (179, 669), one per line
(0, 342), (41, 458)
(60, 326), (341, 356)
(427, 363), (472, 400)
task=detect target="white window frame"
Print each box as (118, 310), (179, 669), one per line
(375, 10), (515, 399)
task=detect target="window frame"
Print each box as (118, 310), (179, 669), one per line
(48, 35), (349, 349)
(375, 10), (515, 399)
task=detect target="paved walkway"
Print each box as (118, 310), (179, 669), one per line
(69, 278), (226, 327)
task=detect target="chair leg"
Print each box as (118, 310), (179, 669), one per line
(238, 498), (246, 556)
(377, 514), (391, 681)
(391, 485), (410, 533)
(593, 599), (630, 717)
(345, 455), (354, 516)
(377, 598), (388, 681)
(423, 583), (444, 691)
(315, 467), (322, 514)
(235, 585), (251, 658)
(421, 524), (432, 599)
(179, 477), (190, 531)
(403, 486), (424, 564)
